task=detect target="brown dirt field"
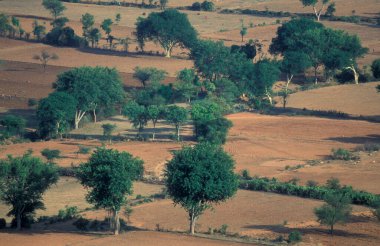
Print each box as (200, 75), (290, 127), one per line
(129, 190), (379, 245)
(279, 82), (380, 116)
(0, 230), (252, 246)
(225, 113), (380, 192)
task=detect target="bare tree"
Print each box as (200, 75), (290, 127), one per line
(33, 50), (58, 72)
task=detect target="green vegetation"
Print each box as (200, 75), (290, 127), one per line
(41, 148), (61, 162)
(315, 191), (352, 235)
(239, 176), (379, 208)
(42, 0), (66, 20)
(102, 123), (117, 143)
(371, 59), (380, 79)
(164, 105), (188, 141)
(77, 148), (143, 235)
(136, 9), (197, 57)
(165, 143), (238, 234)
(331, 148), (359, 161)
(0, 114), (26, 137)
(288, 230), (302, 243)
(0, 153), (58, 230)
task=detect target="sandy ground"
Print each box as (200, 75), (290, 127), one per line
(280, 82), (380, 116)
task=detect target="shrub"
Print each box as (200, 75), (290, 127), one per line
(307, 180), (319, 187)
(355, 143), (379, 152)
(77, 145), (91, 154)
(58, 167), (76, 177)
(241, 169), (251, 180)
(0, 218), (6, 229)
(191, 2), (201, 11)
(331, 148), (359, 161)
(28, 98), (38, 107)
(288, 230), (302, 243)
(0, 114), (26, 136)
(201, 1), (214, 11)
(45, 27), (85, 47)
(57, 206), (79, 221)
(73, 217), (90, 231)
(194, 117), (232, 144)
(372, 59), (380, 79)
(41, 148), (61, 161)
(218, 224), (228, 235)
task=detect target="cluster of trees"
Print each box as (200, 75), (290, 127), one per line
(190, 1), (215, 11)
(36, 66), (125, 138)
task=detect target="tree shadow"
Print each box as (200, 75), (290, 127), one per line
(325, 134), (380, 144)
(0, 108), (37, 128)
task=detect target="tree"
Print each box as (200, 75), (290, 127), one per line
(174, 68), (199, 103)
(240, 26), (247, 42)
(0, 153), (58, 230)
(0, 115), (26, 137)
(280, 51), (312, 107)
(146, 105), (165, 140)
(325, 2), (336, 17)
(81, 13), (95, 42)
(42, 0), (66, 20)
(32, 20), (46, 41)
(315, 191), (352, 235)
(165, 105), (187, 141)
(88, 28), (101, 48)
(32, 50), (59, 72)
(194, 117), (232, 145)
(165, 143), (238, 234)
(51, 17), (68, 29)
(136, 9), (197, 57)
(54, 66), (125, 128)
(0, 14), (12, 37)
(191, 99), (223, 123)
(159, 0), (168, 10)
(201, 1), (215, 11)
(115, 13), (121, 24)
(101, 18), (113, 44)
(122, 101), (148, 136)
(77, 148), (143, 235)
(102, 124), (117, 143)
(372, 59), (380, 79)
(300, 0), (330, 21)
(133, 66), (167, 87)
(36, 92), (77, 139)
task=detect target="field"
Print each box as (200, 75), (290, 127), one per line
(0, 0), (380, 245)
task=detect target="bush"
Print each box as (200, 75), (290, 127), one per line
(288, 230), (302, 243)
(218, 224), (228, 235)
(45, 27), (85, 47)
(28, 98), (38, 107)
(191, 2), (201, 11)
(57, 206), (79, 221)
(201, 1), (214, 11)
(331, 148), (359, 161)
(355, 143), (380, 152)
(0, 114), (26, 136)
(0, 218), (6, 229)
(73, 217), (90, 231)
(41, 148), (61, 161)
(78, 145), (91, 154)
(371, 59), (380, 79)
(194, 117), (232, 144)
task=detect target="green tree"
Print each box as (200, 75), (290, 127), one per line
(165, 105), (188, 141)
(300, 0), (330, 21)
(0, 153), (58, 230)
(159, 0), (168, 10)
(36, 92), (77, 139)
(0, 115), (26, 137)
(201, 1), (215, 11)
(32, 20), (46, 40)
(54, 66), (125, 128)
(165, 143), (238, 234)
(115, 13), (121, 24)
(32, 50), (59, 72)
(51, 17), (68, 29)
(102, 123), (117, 143)
(315, 192), (352, 235)
(174, 68), (199, 103)
(88, 28), (101, 48)
(77, 148), (143, 235)
(122, 101), (148, 136)
(133, 66), (167, 87)
(240, 26), (247, 42)
(146, 105), (165, 140)
(0, 14), (12, 37)
(191, 99), (223, 123)
(372, 59), (380, 79)
(136, 9), (197, 57)
(194, 117), (232, 145)
(325, 2), (336, 16)
(101, 18), (113, 44)
(42, 0), (66, 20)
(81, 13), (95, 42)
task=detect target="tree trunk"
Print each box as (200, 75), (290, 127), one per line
(165, 48), (171, 58)
(241, 35), (244, 42)
(16, 212), (21, 230)
(330, 224), (334, 235)
(314, 66), (318, 84)
(176, 125), (180, 141)
(152, 122), (156, 141)
(113, 210), (120, 235)
(189, 212), (197, 235)
(75, 110), (86, 129)
(93, 108), (97, 123)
